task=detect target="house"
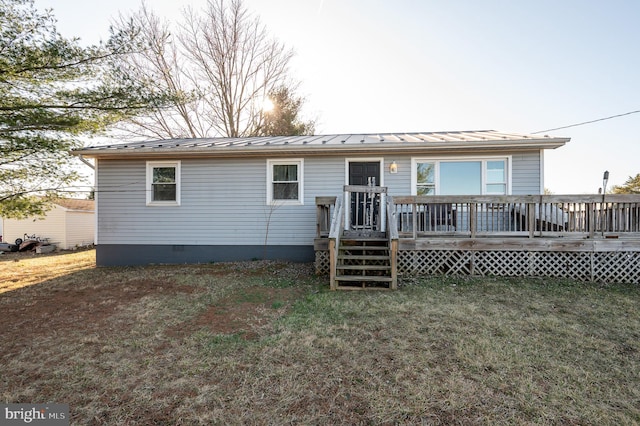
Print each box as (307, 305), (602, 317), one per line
(73, 130), (569, 263)
(2, 199), (95, 250)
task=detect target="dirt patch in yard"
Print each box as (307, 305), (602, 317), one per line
(168, 285), (306, 340)
(0, 279), (200, 356)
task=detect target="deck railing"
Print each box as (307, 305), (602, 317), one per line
(392, 194), (640, 239)
(318, 194), (640, 240)
(316, 196), (337, 238)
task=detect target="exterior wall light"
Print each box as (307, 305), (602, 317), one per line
(389, 161), (398, 174)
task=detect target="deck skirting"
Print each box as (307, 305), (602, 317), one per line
(315, 242), (640, 283)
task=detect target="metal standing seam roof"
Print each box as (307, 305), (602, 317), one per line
(72, 130), (570, 158)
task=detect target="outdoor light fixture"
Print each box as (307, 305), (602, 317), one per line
(389, 161), (398, 174)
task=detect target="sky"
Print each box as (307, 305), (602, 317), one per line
(38, 0), (640, 194)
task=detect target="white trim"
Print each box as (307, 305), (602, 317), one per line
(411, 155), (512, 195)
(344, 157), (385, 186)
(146, 160), (181, 206)
(266, 159), (304, 205)
(94, 159), (99, 245)
(540, 150), (545, 194)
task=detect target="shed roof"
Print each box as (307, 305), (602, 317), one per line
(53, 198), (95, 212)
(73, 130), (569, 159)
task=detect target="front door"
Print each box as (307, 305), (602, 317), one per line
(349, 162), (381, 229)
(349, 162), (380, 187)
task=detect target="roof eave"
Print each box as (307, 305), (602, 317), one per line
(72, 138), (569, 159)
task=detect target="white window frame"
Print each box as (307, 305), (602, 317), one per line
(411, 156), (512, 195)
(146, 160), (181, 206)
(267, 159), (304, 205)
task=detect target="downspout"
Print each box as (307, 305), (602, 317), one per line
(78, 155), (95, 170)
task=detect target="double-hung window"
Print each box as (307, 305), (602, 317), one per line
(267, 159), (304, 205)
(146, 161), (181, 206)
(413, 157), (509, 195)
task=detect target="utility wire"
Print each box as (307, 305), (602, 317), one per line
(532, 109), (640, 134)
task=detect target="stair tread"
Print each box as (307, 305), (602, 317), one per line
(341, 238), (388, 242)
(339, 246), (389, 250)
(337, 265), (391, 270)
(335, 275), (393, 282)
(338, 254), (390, 260)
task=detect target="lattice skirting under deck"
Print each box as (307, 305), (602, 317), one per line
(315, 250), (330, 275)
(315, 249), (640, 283)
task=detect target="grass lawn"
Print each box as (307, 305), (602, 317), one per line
(1, 249), (639, 424)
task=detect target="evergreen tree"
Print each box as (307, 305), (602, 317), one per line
(0, 0), (167, 218)
(611, 174), (640, 194)
(260, 86), (315, 136)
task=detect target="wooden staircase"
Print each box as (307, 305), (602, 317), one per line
(327, 186), (399, 291)
(332, 234), (396, 290)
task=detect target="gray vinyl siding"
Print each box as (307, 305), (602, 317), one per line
(511, 151), (541, 194)
(97, 157), (348, 246)
(96, 152), (543, 246)
(385, 158), (412, 197)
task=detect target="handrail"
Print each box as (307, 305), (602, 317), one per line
(328, 195), (344, 239)
(328, 196), (344, 290)
(387, 196), (399, 290)
(344, 185), (388, 194)
(387, 195), (399, 241)
(392, 194), (640, 238)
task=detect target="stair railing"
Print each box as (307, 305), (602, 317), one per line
(328, 195), (344, 290)
(387, 195), (399, 290)
(343, 185), (388, 232)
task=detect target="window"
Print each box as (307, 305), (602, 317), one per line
(486, 160), (507, 194)
(413, 157), (509, 195)
(146, 161), (181, 206)
(267, 159), (303, 205)
(416, 162), (435, 195)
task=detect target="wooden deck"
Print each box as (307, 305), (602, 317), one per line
(316, 191), (640, 286)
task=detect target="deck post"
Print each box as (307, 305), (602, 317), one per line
(470, 203), (477, 238)
(390, 239), (398, 290)
(412, 202), (417, 240)
(588, 202), (596, 238)
(329, 239), (337, 290)
(343, 189), (350, 231)
(527, 203), (536, 238)
(316, 204), (324, 238)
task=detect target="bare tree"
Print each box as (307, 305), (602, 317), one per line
(114, 0), (306, 139)
(112, 3), (206, 139)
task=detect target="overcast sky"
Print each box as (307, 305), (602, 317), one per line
(40, 0), (640, 193)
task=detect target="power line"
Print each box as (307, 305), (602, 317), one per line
(532, 109), (640, 134)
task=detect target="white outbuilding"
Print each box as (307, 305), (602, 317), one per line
(2, 199), (95, 250)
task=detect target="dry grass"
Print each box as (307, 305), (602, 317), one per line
(0, 249), (95, 293)
(1, 250), (639, 424)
